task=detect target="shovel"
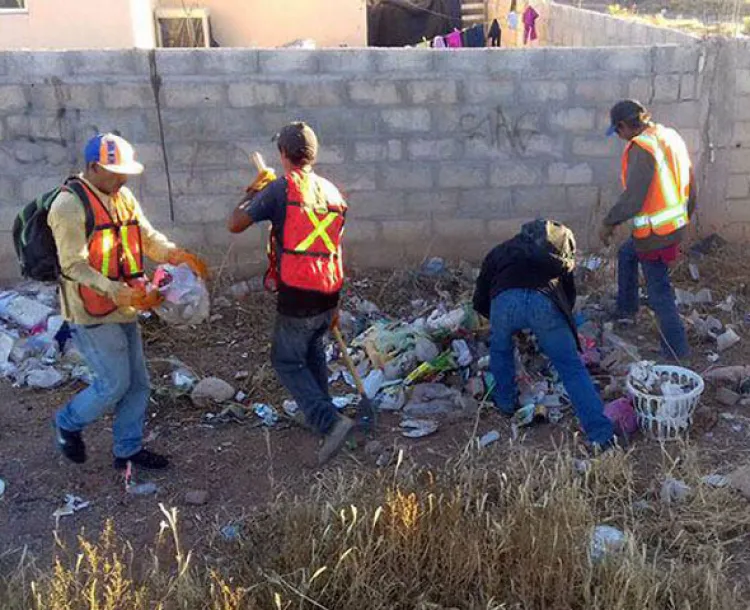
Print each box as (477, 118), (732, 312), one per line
(331, 325), (376, 435)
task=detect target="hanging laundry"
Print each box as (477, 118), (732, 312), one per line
(523, 5), (539, 44)
(433, 35), (447, 48)
(488, 18), (502, 47)
(445, 29), (464, 48)
(464, 23), (486, 48)
(507, 11), (519, 30)
(510, 0), (518, 12)
(416, 37), (431, 48)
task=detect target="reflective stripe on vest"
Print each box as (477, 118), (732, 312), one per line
(622, 124), (691, 240)
(277, 169), (347, 294)
(75, 182), (146, 317)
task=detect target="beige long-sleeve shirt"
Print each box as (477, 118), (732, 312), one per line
(47, 175), (175, 325)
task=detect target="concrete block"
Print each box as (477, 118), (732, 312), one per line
(513, 186), (568, 214)
(317, 50), (376, 73)
(456, 189), (513, 218)
(487, 218), (533, 240)
(28, 83), (102, 110)
(379, 165), (433, 190)
(154, 49), (201, 76)
(462, 80), (516, 104)
(548, 108), (596, 132)
(572, 137), (618, 157)
(488, 48), (538, 75)
(728, 174), (750, 200)
(438, 163), (489, 188)
(407, 81), (457, 105)
(434, 49), (489, 74)
(653, 101), (702, 129)
(567, 186), (600, 210)
(735, 96), (750, 121)
(381, 220), (431, 242)
(198, 49), (259, 74)
(375, 49), (434, 73)
(596, 48), (649, 74)
(381, 108), (431, 133)
(654, 75), (680, 102)
(463, 138), (511, 160)
(726, 198), (750, 223)
(67, 50), (148, 76)
(737, 69), (750, 96)
(348, 80), (401, 105)
(315, 144), (347, 165)
(6, 52), (70, 79)
(346, 197), (403, 220)
(342, 219), (380, 243)
(228, 83), (284, 108)
(432, 218), (487, 239)
(102, 84), (154, 109)
(654, 45), (701, 74)
(303, 108), (381, 136)
(534, 48), (600, 77)
(354, 140), (402, 162)
(575, 80), (624, 102)
(547, 162), (594, 185)
(729, 148), (750, 173)
(317, 164), (377, 193)
(162, 83), (226, 108)
(737, 42), (750, 69)
(628, 78), (653, 102)
(285, 81), (343, 107)
(258, 50), (318, 73)
(0, 86), (26, 111)
(680, 73), (698, 100)
(408, 138), (461, 160)
(20, 175), (62, 201)
(519, 81), (568, 104)
(405, 191), (458, 218)
(490, 162), (541, 187)
(680, 128), (701, 154)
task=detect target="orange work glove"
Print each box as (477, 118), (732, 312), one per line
(246, 167), (277, 196)
(132, 288), (165, 312)
(112, 284), (146, 309)
(168, 249), (210, 279)
(330, 308), (340, 332)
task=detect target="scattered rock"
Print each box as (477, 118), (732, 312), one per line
(478, 430), (500, 448)
(716, 386), (740, 407)
(590, 525), (627, 563)
(727, 465), (750, 499)
(660, 478), (691, 504)
(191, 377), (235, 404)
(717, 328), (741, 352)
(365, 440), (384, 458)
(400, 419), (439, 438)
(185, 490), (209, 506)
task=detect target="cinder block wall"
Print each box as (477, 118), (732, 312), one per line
(547, 3), (697, 47)
(0, 41), (744, 280)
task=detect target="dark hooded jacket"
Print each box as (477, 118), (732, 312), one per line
(473, 219), (580, 348)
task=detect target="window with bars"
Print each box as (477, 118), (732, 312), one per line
(0, 0), (26, 10)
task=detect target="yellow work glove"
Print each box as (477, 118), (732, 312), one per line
(246, 167), (277, 196)
(168, 249), (210, 280)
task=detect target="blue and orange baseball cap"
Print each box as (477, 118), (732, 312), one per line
(84, 133), (144, 175)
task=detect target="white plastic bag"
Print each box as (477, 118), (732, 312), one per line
(153, 264), (210, 326)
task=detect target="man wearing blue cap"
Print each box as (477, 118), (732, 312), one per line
(48, 133), (208, 470)
(600, 100), (696, 361)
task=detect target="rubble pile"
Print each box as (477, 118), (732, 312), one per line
(0, 282), (90, 389)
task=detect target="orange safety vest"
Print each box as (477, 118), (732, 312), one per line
(271, 169), (346, 294)
(622, 124), (691, 240)
(77, 182), (145, 317)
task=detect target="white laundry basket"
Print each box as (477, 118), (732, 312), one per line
(626, 365), (705, 441)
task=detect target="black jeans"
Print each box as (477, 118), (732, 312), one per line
(271, 310), (338, 435)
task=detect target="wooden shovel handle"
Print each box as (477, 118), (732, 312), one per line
(251, 152), (267, 171)
(331, 326), (366, 396)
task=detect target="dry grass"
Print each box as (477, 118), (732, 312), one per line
(2, 443), (749, 610)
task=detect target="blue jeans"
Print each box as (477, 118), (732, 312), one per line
(271, 311), (338, 436)
(617, 238), (689, 359)
(490, 289), (614, 446)
(56, 322), (150, 459)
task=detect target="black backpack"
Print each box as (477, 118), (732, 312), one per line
(12, 177), (94, 282)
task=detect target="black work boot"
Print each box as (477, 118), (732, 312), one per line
(114, 449), (169, 471)
(56, 425), (87, 464)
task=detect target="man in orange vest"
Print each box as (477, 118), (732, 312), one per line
(227, 122), (353, 465)
(49, 133), (208, 469)
(600, 100), (696, 360)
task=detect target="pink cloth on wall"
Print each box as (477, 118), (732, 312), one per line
(523, 6), (539, 44)
(445, 29), (463, 48)
(433, 35), (447, 48)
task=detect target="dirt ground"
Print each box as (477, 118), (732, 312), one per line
(1, 262), (750, 584)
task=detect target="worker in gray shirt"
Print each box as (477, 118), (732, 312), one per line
(600, 100), (695, 360)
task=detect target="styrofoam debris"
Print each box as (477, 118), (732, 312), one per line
(717, 328), (741, 352)
(478, 429), (501, 448)
(400, 418), (439, 438)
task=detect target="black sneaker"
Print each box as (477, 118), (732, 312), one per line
(113, 449), (169, 471)
(56, 426), (87, 464)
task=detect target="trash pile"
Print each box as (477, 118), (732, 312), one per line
(0, 282), (90, 389)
